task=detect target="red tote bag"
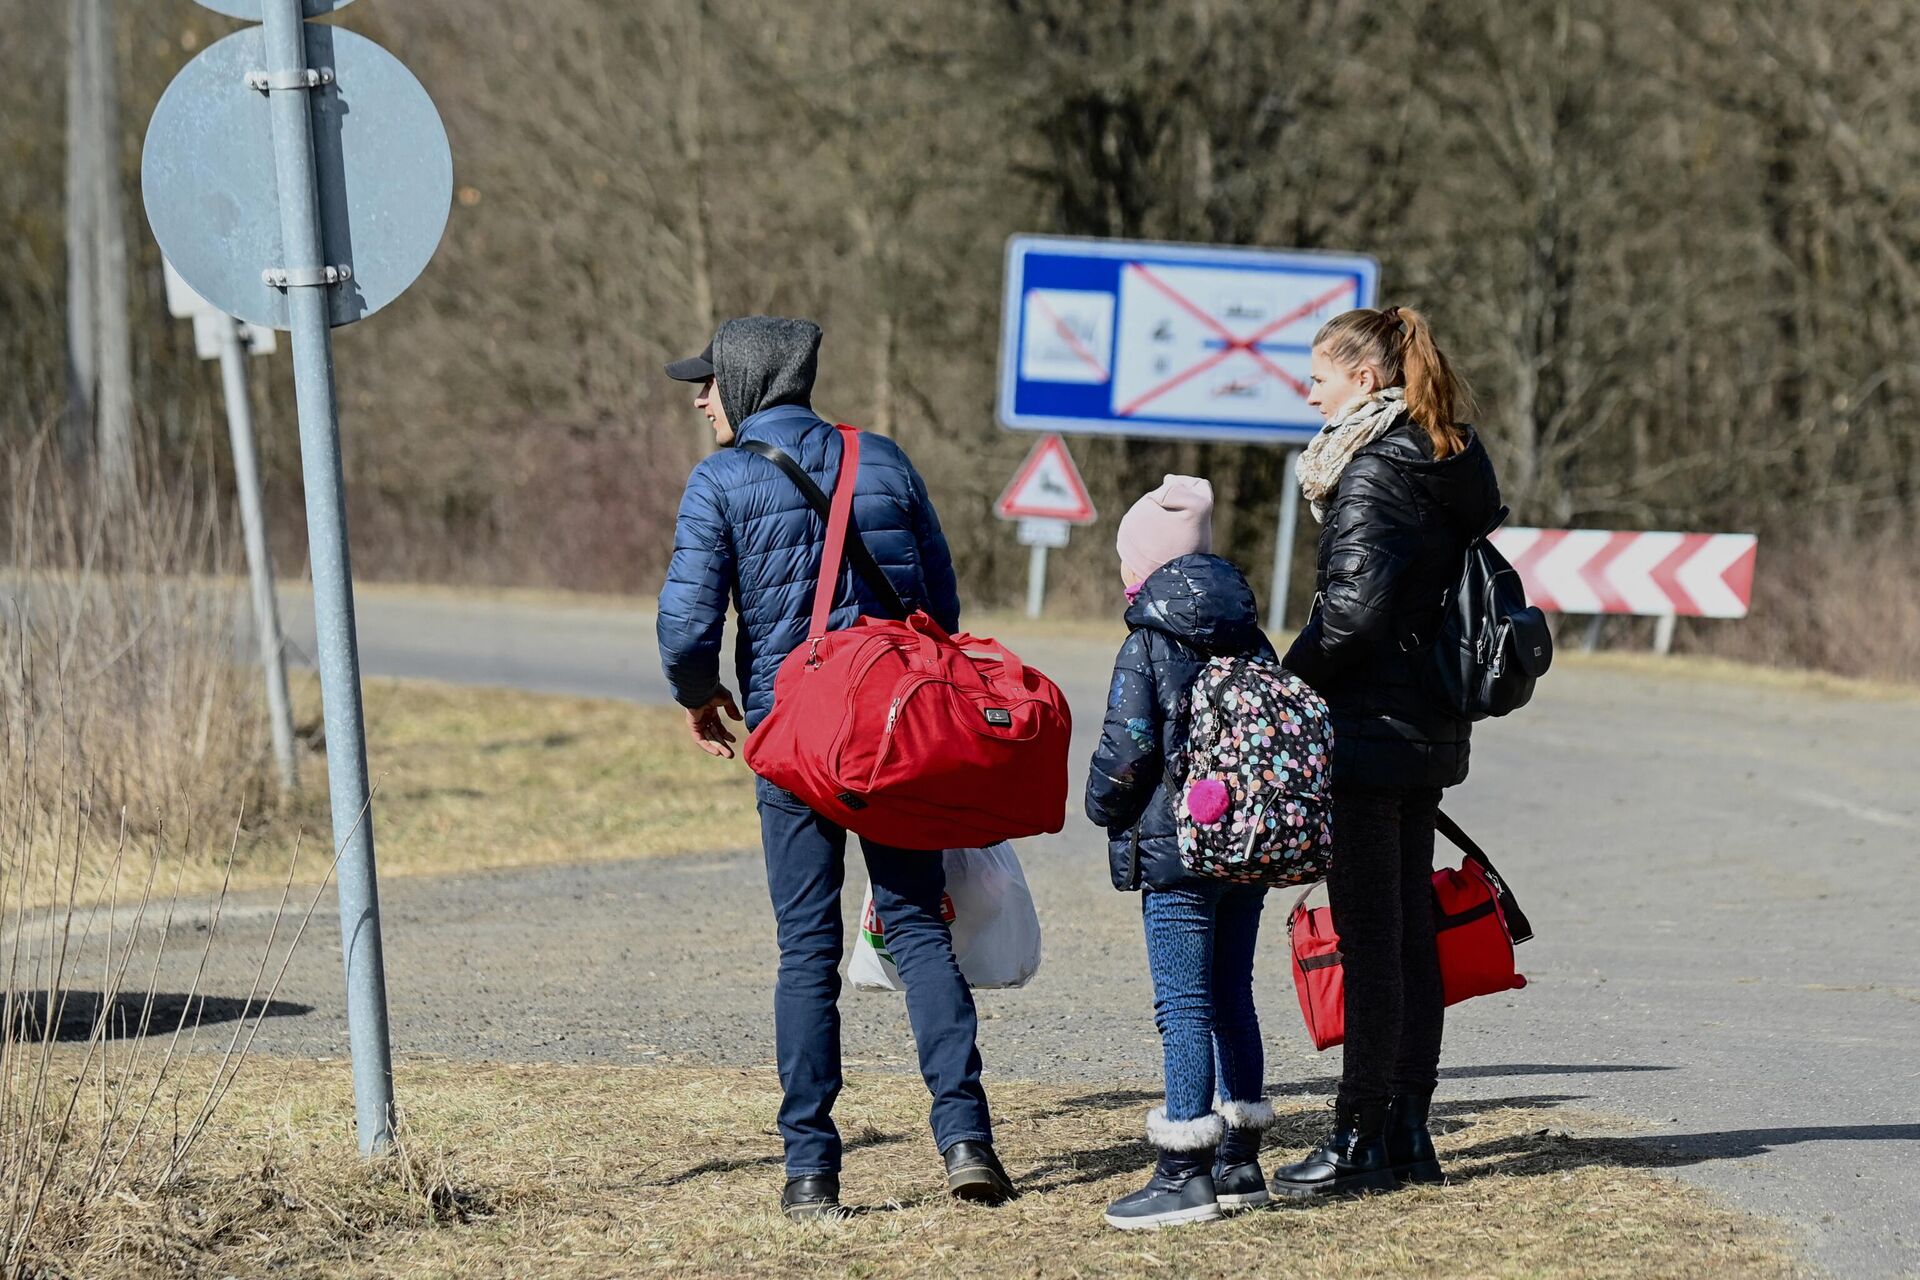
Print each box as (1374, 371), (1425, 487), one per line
(1288, 812), (1532, 1051)
(743, 424), (1072, 850)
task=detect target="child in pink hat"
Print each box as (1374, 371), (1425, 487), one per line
(1087, 475), (1281, 1230)
(1118, 475), (1215, 597)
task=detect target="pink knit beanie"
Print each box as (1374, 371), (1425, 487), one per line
(1117, 475), (1214, 584)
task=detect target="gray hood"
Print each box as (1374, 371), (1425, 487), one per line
(712, 316), (822, 430)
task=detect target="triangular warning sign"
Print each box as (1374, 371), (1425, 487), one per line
(996, 435), (1097, 524)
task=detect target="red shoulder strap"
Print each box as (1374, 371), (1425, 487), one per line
(809, 424), (861, 639)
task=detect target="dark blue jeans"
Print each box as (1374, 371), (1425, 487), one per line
(1142, 882), (1268, 1125)
(756, 777), (992, 1177)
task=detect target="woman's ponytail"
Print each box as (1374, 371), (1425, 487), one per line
(1313, 304), (1474, 459)
(1395, 307), (1472, 460)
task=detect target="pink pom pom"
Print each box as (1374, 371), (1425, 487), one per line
(1188, 779), (1231, 825)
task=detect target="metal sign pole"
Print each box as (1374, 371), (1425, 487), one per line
(215, 317), (298, 793)
(1652, 612), (1677, 656)
(258, 0), (394, 1154)
(1267, 446), (1303, 636)
(1026, 544), (1049, 619)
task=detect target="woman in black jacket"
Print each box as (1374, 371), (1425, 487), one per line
(1269, 306), (1501, 1199)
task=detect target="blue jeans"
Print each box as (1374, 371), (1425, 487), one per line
(756, 777), (992, 1176)
(1142, 883), (1268, 1124)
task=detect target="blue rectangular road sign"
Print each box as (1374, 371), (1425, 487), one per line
(997, 234), (1380, 446)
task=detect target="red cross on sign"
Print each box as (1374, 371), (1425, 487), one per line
(1110, 265), (1358, 421)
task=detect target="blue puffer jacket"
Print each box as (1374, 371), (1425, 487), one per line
(657, 403), (961, 729)
(1086, 554), (1276, 891)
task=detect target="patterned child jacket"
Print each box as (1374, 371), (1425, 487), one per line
(1085, 553), (1277, 892)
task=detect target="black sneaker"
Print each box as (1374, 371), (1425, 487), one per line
(1267, 1100), (1396, 1201)
(943, 1141), (1016, 1204)
(780, 1173), (846, 1221)
(1104, 1151), (1222, 1230)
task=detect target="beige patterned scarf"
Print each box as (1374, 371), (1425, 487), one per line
(1297, 387), (1406, 522)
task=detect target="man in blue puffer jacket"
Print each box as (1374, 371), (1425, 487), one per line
(657, 316), (1013, 1219)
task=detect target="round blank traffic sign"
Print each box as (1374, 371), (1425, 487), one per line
(193, 0), (358, 18)
(142, 24), (451, 330)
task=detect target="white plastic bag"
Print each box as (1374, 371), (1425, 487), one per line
(850, 842), (1043, 992)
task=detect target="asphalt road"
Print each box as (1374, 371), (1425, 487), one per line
(69, 589), (1920, 1274)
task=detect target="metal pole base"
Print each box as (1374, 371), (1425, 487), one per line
(1267, 447), (1303, 636)
(1026, 544), (1049, 620)
(1653, 612), (1677, 655)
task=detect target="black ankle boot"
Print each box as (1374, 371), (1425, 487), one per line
(1104, 1147), (1222, 1230)
(1267, 1099), (1396, 1201)
(1213, 1123), (1269, 1212)
(1387, 1092), (1445, 1185)
(780, 1173), (845, 1221)
(1213, 1105), (1274, 1220)
(943, 1140), (1016, 1204)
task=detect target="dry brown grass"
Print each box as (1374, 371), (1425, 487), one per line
(322, 676), (760, 883)
(0, 751), (332, 1278)
(26, 1056), (1800, 1279)
(1, 431), (758, 909)
(21, 674), (762, 908)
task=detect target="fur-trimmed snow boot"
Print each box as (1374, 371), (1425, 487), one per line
(1103, 1109), (1223, 1231)
(1212, 1097), (1276, 1212)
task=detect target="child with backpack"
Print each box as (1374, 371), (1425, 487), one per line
(1086, 476), (1334, 1230)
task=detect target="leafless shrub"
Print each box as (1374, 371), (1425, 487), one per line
(0, 771), (331, 1278)
(0, 434), (275, 859)
(1688, 525), (1920, 684)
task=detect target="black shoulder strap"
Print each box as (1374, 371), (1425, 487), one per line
(1435, 810), (1534, 944)
(738, 438), (909, 621)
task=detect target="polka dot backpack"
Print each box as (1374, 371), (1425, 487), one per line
(1176, 656), (1334, 886)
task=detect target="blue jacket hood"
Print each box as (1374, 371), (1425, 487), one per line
(1088, 552), (1275, 891)
(1125, 554), (1265, 656)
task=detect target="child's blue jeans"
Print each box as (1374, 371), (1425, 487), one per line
(1142, 882), (1268, 1125)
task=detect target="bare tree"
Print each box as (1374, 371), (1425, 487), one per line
(3, 0), (1917, 658)
(63, 0), (98, 464)
(90, 0), (135, 509)
(59, 0), (134, 503)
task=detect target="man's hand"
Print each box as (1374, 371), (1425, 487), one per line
(686, 688), (744, 759)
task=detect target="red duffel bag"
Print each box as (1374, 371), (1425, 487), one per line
(743, 424), (1072, 850)
(1288, 811), (1532, 1051)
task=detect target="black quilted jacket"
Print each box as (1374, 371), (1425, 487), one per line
(1086, 554), (1276, 892)
(1282, 420), (1501, 790)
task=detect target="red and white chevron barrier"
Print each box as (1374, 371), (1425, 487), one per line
(1487, 528), (1759, 618)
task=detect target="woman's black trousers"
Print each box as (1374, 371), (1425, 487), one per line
(1327, 785), (1446, 1107)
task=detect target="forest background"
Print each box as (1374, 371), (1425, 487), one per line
(5, 0), (1917, 679)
